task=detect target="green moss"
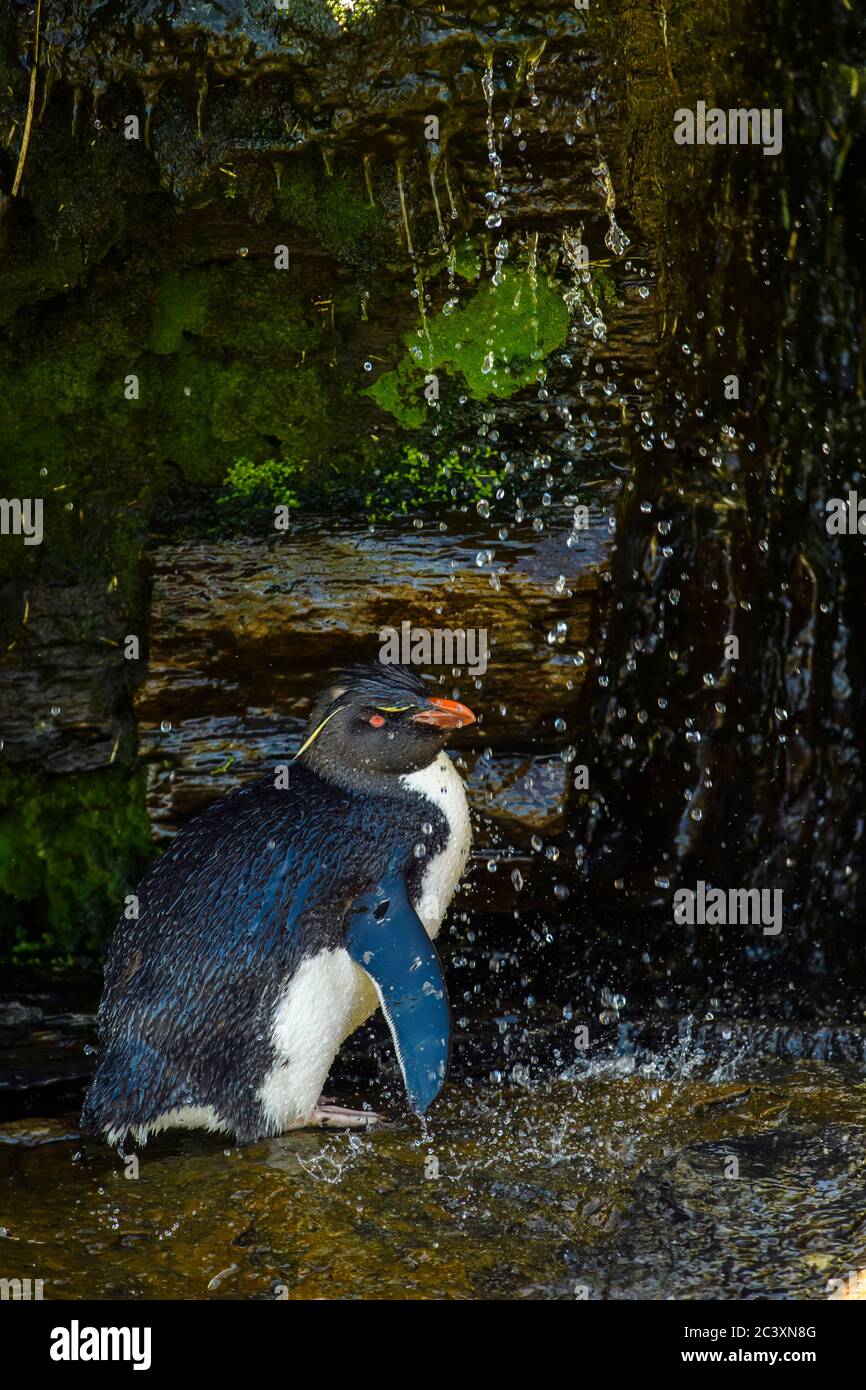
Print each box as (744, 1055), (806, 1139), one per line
(221, 456), (303, 508)
(148, 272), (210, 354)
(363, 444), (499, 519)
(200, 264), (315, 357)
(0, 768), (153, 963)
(367, 265), (569, 426)
(275, 151), (390, 267)
(590, 265), (618, 312)
(218, 441), (500, 520)
(451, 238), (482, 282)
(365, 366), (428, 430)
(0, 253), (384, 590)
(0, 110), (160, 326)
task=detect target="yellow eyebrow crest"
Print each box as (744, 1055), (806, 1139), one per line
(292, 706), (344, 760)
(376, 704), (413, 713)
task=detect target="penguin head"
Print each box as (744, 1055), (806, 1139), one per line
(296, 662), (476, 782)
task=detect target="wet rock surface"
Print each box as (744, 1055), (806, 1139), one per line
(0, 511), (609, 787)
(134, 517), (610, 855)
(0, 979), (97, 1121)
(3, 959), (866, 1300)
(0, 578), (132, 772)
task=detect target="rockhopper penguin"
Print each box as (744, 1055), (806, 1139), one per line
(81, 662), (475, 1145)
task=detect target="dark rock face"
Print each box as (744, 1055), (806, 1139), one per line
(0, 578), (132, 773)
(0, 979), (97, 1122)
(577, 3), (866, 942)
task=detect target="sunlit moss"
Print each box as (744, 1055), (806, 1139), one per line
(363, 444), (499, 518)
(367, 266), (569, 427)
(218, 442), (500, 519)
(221, 456), (303, 509)
(324, 0), (383, 29)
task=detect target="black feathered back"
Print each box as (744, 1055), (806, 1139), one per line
(80, 760), (448, 1143)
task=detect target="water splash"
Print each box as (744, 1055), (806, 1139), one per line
(561, 226), (607, 342)
(592, 154), (630, 258)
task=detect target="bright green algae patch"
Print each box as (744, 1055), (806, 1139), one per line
(219, 444), (501, 518)
(367, 266), (570, 428)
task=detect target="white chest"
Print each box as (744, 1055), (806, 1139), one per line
(400, 752), (472, 939)
(258, 753), (472, 1132)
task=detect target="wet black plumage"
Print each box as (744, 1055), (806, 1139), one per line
(81, 662), (463, 1144)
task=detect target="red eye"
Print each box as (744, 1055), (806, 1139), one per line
(369, 713), (386, 728)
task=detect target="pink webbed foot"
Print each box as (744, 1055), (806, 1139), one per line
(310, 1096), (383, 1129)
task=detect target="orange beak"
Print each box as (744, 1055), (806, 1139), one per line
(412, 696), (476, 730)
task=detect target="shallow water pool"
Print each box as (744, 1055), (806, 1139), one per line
(3, 1040), (865, 1300)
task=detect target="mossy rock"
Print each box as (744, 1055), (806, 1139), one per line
(274, 150), (391, 270)
(367, 265), (569, 427)
(0, 769), (153, 962)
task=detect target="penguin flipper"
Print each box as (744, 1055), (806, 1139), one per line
(345, 867), (451, 1116)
